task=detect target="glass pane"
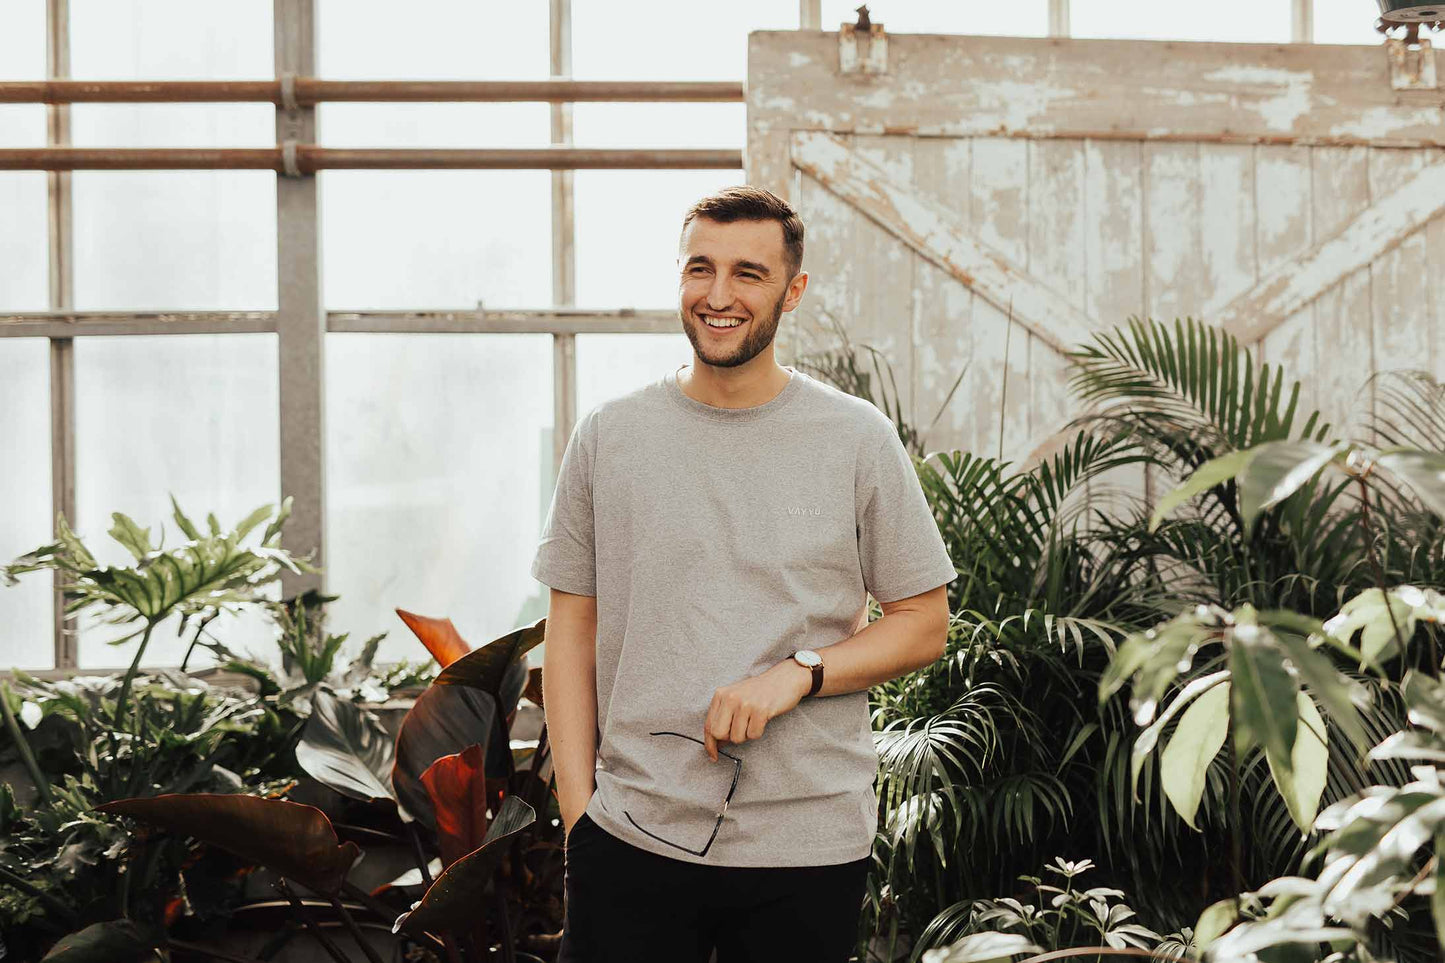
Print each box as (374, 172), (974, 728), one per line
(572, 1), (797, 80)
(1315, 0), (1388, 44)
(320, 0), (548, 79)
(325, 333), (552, 666)
(821, 0), (1047, 35)
(0, 1), (45, 79)
(320, 103), (550, 148)
(72, 171), (277, 310)
(574, 170), (743, 309)
(0, 173), (50, 312)
(576, 333), (694, 416)
(74, 334), (280, 668)
(70, 0), (273, 78)
(573, 103), (745, 149)
(1073, 0), (1290, 41)
(0, 339), (55, 669)
(321, 171), (551, 310)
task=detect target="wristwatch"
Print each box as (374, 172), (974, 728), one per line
(791, 649), (824, 697)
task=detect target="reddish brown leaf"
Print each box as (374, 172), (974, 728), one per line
(523, 666), (544, 708)
(395, 609), (471, 668)
(97, 794), (360, 895)
(419, 744), (490, 867)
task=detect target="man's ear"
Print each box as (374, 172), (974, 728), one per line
(783, 270), (809, 311)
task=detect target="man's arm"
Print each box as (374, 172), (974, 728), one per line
(702, 583), (949, 760)
(541, 587), (599, 833)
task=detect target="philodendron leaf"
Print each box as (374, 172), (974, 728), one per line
(96, 793), (360, 895)
(434, 617), (546, 702)
(295, 689), (396, 804)
(1132, 670), (1231, 797)
(1268, 693), (1328, 834)
(1376, 449), (1445, 519)
(919, 932), (1042, 963)
(1229, 625), (1299, 767)
(41, 920), (157, 962)
(1149, 449), (1255, 533)
(1237, 440), (1345, 531)
(395, 608), (471, 669)
(393, 794), (536, 936)
(393, 684), (501, 829)
(1161, 681), (1231, 830)
(1193, 898), (1239, 955)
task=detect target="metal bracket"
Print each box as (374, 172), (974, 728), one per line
(280, 139), (302, 178)
(1386, 35), (1438, 89)
(279, 71), (300, 111)
(839, 22), (887, 75)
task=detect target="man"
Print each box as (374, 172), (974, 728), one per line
(530, 185), (957, 962)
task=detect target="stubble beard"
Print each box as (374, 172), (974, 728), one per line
(680, 287), (787, 370)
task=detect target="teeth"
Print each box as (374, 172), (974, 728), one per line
(704, 315), (744, 328)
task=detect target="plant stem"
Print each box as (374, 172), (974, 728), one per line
(111, 619), (159, 730)
(275, 879), (353, 963)
(0, 681), (51, 804)
(328, 894), (386, 963)
(1227, 719), (1245, 898)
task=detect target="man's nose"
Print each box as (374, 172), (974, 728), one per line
(706, 274), (735, 311)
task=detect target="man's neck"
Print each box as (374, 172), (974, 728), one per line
(678, 359), (792, 409)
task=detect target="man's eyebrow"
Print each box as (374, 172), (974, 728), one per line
(682, 255), (773, 276)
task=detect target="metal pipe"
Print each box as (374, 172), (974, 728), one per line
(0, 146), (743, 171)
(0, 78), (744, 104)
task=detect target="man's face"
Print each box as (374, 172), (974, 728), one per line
(676, 216), (806, 369)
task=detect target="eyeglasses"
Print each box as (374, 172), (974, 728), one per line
(623, 730), (741, 858)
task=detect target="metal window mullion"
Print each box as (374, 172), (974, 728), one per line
(46, 0), (77, 670)
(1049, 0), (1070, 37)
(274, 0), (325, 602)
(551, 0), (577, 478)
(1292, 0), (1313, 43)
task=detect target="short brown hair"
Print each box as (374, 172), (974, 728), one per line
(681, 185), (805, 279)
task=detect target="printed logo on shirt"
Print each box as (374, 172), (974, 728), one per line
(786, 506), (823, 517)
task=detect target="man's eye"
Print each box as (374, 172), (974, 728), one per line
(739, 273), (759, 280)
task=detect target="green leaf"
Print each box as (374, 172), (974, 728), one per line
(1149, 449), (1255, 533)
(1434, 829), (1445, 954)
(107, 513), (154, 563)
(294, 689), (396, 803)
(1271, 631), (1372, 756)
(1161, 681), (1230, 829)
(1237, 440), (1344, 531)
(1193, 897), (1239, 955)
(920, 932), (1043, 963)
(1323, 588), (1418, 664)
(41, 920), (156, 962)
(1133, 670), (1230, 796)
(1376, 449), (1445, 518)
(1230, 626), (1299, 766)
(1268, 693), (1328, 834)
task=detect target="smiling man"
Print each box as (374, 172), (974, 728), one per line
(531, 186), (957, 962)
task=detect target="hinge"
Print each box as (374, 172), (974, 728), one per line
(1386, 35), (1438, 89)
(839, 7), (886, 76)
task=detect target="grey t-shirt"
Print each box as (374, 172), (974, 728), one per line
(529, 363), (957, 867)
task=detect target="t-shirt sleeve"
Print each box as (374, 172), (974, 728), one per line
(530, 409), (598, 597)
(855, 425), (958, 604)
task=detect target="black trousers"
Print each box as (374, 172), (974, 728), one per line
(557, 812), (871, 963)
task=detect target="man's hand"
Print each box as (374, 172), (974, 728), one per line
(703, 659), (813, 761)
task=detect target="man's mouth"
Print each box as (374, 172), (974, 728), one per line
(700, 313), (747, 330)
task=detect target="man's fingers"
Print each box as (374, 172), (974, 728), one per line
(746, 714), (766, 741)
(703, 729), (718, 762)
(729, 707), (751, 745)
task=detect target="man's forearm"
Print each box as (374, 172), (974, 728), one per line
(773, 605), (948, 700)
(542, 629), (599, 826)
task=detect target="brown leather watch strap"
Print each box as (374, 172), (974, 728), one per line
(805, 660), (823, 697)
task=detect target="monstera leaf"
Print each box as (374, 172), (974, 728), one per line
(295, 689), (396, 803)
(396, 608), (472, 668)
(97, 793), (360, 895)
(393, 795), (536, 936)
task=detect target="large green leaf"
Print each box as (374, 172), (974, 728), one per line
(1267, 693), (1328, 834)
(1376, 449), (1445, 519)
(1131, 670), (1230, 796)
(1161, 681), (1230, 829)
(1149, 449), (1255, 533)
(1230, 626), (1299, 767)
(1322, 587), (1419, 665)
(1271, 631), (1371, 756)
(920, 932), (1041, 963)
(393, 794), (536, 936)
(294, 688), (396, 803)
(1314, 782), (1445, 927)
(1237, 441), (1345, 531)
(1193, 898), (1239, 955)
(96, 793), (360, 894)
(41, 920), (157, 963)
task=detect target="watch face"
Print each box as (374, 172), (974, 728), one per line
(794, 650), (822, 667)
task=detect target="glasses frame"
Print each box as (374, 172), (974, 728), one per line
(623, 729), (741, 858)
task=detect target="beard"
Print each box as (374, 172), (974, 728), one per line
(679, 286), (787, 369)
